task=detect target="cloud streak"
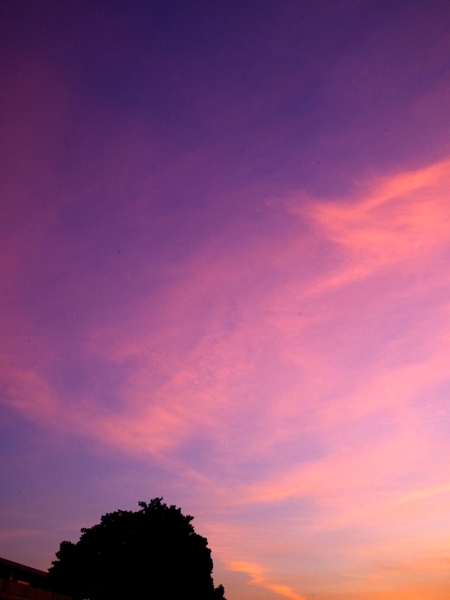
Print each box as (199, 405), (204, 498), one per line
(229, 562), (306, 600)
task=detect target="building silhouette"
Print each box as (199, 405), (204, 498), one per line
(0, 557), (70, 600)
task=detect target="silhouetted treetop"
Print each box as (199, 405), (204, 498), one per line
(48, 498), (226, 600)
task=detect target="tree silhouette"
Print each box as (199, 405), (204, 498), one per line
(48, 498), (226, 600)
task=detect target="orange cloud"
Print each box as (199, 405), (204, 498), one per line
(229, 561), (306, 600)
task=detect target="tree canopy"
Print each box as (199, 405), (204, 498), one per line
(48, 498), (226, 600)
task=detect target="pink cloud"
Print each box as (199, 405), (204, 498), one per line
(283, 159), (450, 295)
(3, 157), (450, 598)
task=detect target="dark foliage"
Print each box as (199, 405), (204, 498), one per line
(48, 498), (226, 600)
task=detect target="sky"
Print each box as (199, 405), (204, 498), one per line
(1, 1), (450, 598)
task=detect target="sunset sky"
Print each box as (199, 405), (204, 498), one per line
(2, 1), (450, 599)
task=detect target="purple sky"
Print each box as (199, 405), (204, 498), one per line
(2, 2), (450, 599)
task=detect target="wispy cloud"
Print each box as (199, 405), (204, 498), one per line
(2, 158), (450, 597)
(229, 562), (306, 600)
